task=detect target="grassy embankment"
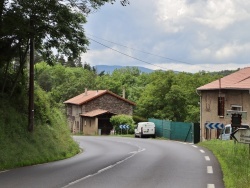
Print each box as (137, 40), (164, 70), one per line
(0, 88), (80, 170)
(199, 140), (250, 188)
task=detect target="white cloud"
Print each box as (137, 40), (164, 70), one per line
(82, 0), (250, 73)
(156, 0), (250, 31)
(146, 63), (248, 73)
(215, 43), (250, 60)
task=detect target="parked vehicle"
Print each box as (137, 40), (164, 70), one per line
(220, 124), (249, 140)
(134, 122), (155, 138)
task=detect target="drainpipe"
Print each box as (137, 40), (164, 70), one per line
(196, 89), (202, 142)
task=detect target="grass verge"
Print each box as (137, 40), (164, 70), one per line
(0, 98), (80, 171)
(199, 139), (250, 188)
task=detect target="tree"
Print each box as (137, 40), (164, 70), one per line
(0, 0), (130, 96)
(164, 85), (188, 122)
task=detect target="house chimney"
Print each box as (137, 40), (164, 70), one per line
(85, 88), (87, 96)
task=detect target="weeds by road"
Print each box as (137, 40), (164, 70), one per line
(199, 140), (250, 188)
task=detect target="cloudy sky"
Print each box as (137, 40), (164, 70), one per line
(81, 0), (250, 73)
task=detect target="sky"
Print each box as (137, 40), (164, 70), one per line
(81, 0), (250, 73)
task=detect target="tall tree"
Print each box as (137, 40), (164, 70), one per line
(0, 0), (130, 95)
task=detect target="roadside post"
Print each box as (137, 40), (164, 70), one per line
(231, 113), (242, 143)
(119, 125), (123, 135)
(126, 125), (130, 134)
(231, 128), (250, 156)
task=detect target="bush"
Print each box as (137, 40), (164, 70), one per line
(110, 114), (135, 134)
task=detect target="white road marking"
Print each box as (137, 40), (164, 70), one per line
(182, 142), (187, 144)
(205, 156), (210, 161)
(200, 149), (205, 153)
(207, 184), (215, 188)
(0, 170), (8, 174)
(128, 151), (137, 154)
(207, 166), (213, 174)
(192, 145), (198, 148)
(98, 165), (113, 173)
(62, 145), (145, 188)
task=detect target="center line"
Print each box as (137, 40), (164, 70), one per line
(205, 156), (210, 161)
(200, 149), (205, 153)
(207, 184), (215, 188)
(207, 166), (213, 174)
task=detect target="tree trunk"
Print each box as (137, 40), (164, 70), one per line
(10, 41), (29, 97)
(1, 61), (10, 94)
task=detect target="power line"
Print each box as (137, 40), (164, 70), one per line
(87, 37), (169, 70)
(86, 33), (194, 65)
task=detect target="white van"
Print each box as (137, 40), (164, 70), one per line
(220, 124), (249, 140)
(134, 122), (155, 138)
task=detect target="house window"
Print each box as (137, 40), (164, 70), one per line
(231, 105), (242, 111)
(218, 97), (225, 116)
(68, 105), (72, 115)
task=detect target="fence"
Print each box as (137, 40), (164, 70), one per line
(149, 118), (200, 143)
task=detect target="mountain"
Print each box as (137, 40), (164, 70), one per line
(94, 65), (154, 74)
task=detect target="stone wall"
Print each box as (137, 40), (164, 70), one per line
(82, 93), (133, 115)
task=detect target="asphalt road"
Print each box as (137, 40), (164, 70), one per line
(0, 136), (224, 188)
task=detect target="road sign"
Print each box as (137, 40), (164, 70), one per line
(226, 110), (247, 119)
(231, 113), (242, 127)
(205, 122), (224, 129)
(231, 128), (250, 144)
(119, 125), (130, 129)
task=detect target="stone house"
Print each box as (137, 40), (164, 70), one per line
(197, 67), (250, 140)
(63, 89), (136, 135)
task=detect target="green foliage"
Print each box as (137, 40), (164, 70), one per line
(199, 140), (250, 188)
(0, 0), (129, 97)
(0, 87), (79, 170)
(132, 115), (147, 124)
(35, 62), (96, 103)
(110, 114), (135, 134)
(134, 70), (220, 122)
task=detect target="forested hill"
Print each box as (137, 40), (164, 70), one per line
(94, 65), (154, 74)
(33, 62), (236, 123)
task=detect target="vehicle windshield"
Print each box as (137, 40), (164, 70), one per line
(225, 127), (231, 134)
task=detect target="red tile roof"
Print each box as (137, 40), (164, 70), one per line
(197, 67), (250, 91)
(63, 90), (136, 106)
(80, 109), (116, 117)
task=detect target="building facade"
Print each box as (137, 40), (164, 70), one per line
(64, 90), (135, 135)
(197, 67), (250, 140)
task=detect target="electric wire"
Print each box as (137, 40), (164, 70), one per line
(87, 37), (169, 70)
(86, 33), (194, 65)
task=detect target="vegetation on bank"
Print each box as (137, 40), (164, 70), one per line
(199, 140), (250, 188)
(0, 87), (79, 171)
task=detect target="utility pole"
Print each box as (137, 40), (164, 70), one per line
(28, 18), (34, 132)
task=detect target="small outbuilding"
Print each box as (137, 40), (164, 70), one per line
(63, 89), (136, 135)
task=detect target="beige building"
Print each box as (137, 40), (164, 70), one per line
(63, 89), (136, 135)
(197, 67), (250, 140)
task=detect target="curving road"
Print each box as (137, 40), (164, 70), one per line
(0, 136), (224, 188)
